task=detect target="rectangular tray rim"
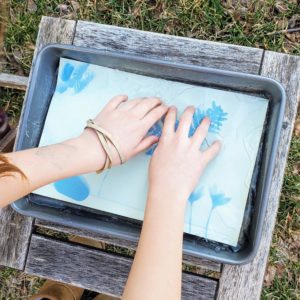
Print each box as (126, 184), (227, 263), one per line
(11, 43), (286, 265)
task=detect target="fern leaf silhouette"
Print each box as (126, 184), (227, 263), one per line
(189, 107), (205, 137)
(188, 102), (227, 137)
(175, 119), (179, 131)
(206, 101), (228, 134)
(145, 121), (162, 155)
(145, 101), (228, 156)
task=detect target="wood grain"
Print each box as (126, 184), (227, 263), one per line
(0, 206), (33, 269)
(26, 234), (218, 299)
(0, 17), (76, 270)
(33, 16), (76, 61)
(74, 21), (263, 74)
(0, 128), (16, 152)
(0, 121), (32, 270)
(35, 219), (221, 272)
(3, 17), (297, 299)
(14, 16), (76, 150)
(0, 73), (28, 90)
(217, 52), (300, 300)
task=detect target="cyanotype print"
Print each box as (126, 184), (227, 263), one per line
(34, 58), (268, 246)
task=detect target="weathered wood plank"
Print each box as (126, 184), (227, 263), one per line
(0, 73), (28, 90)
(0, 128), (16, 152)
(35, 219), (221, 272)
(217, 52), (300, 300)
(14, 16), (76, 149)
(32, 16), (76, 61)
(0, 125), (32, 270)
(59, 19), (264, 273)
(0, 206), (33, 269)
(26, 234), (218, 299)
(0, 17), (76, 270)
(73, 21), (263, 74)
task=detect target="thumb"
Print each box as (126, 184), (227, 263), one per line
(132, 135), (159, 156)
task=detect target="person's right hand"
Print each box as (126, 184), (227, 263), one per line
(148, 106), (221, 204)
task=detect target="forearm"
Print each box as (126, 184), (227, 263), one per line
(0, 130), (105, 207)
(123, 106), (220, 299)
(123, 189), (187, 300)
(0, 95), (168, 209)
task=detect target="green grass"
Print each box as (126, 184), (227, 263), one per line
(0, 0), (299, 298)
(0, 88), (24, 125)
(261, 136), (300, 299)
(0, 266), (44, 300)
(3, 0), (300, 75)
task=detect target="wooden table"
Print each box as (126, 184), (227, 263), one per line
(1, 16), (299, 300)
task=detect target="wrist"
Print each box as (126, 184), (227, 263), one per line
(73, 129), (106, 173)
(145, 187), (187, 223)
(148, 183), (189, 208)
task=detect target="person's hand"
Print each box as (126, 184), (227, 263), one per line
(79, 95), (168, 171)
(148, 106), (221, 204)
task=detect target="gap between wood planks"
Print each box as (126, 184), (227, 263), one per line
(34, 225), (221, 280)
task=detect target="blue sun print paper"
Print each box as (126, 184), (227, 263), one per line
(34, 58), (268, 246)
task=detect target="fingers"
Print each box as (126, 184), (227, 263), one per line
(142, 103), (168, 128)
(118, 97), (161, 114)
(104, 95), (128, 110)
(132, 97), (162, 118)
(176, 106), (195, 137)
(119, 98), (143, 111)
(132, 135), (159, 156)
(161, 106), (177, 137)
(192, 117), (210, 147)
(202, 141), (221, 164)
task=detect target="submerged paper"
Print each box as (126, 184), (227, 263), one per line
(34, 58), (268, 246)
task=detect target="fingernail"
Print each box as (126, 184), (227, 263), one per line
(214, 140), (222, 148)
(204, 117), (211, 124)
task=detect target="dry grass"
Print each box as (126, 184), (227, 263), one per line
(0, 266), (44, 300)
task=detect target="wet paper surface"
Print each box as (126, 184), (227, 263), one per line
(34, 58), (268, 246)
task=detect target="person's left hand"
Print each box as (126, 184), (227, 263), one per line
(79, 95), (168, 171)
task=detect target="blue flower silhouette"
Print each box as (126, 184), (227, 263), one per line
(57, 62), (95, 94)
(189, 186), (204, 204)
(205, 187), (231, 238)
(188, 186), (204, 232)
(210, 191), (231, 208)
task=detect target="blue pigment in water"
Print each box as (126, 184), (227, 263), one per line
(54, 176), (90, 201)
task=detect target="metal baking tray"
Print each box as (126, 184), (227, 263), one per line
(11, 44), (285, 264)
